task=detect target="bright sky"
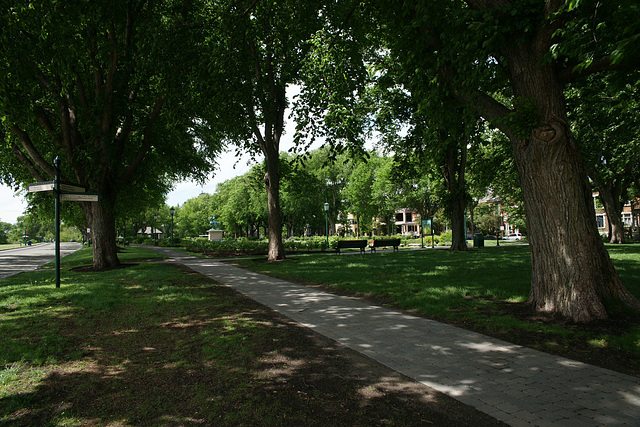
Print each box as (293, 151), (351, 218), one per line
(0, 185), (28, 225)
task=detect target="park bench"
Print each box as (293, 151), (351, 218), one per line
(335, 239), (368, 254)
(369, 238), (401, 253)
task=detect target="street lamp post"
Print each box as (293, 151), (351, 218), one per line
(324, 202), (329, 248)
(170, 207), (176, 246)
(154, 213), (158, 245)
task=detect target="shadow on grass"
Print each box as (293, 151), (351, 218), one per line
(1, 262), (502, 426)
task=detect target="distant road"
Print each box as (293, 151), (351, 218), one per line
(0, 242), (82, 280)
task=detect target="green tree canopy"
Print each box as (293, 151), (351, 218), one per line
(0, 0), (222, 268)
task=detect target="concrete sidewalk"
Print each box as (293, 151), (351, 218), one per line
(151, 247), (640, 427)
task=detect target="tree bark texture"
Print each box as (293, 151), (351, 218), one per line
(591, 176), (626, 244)
(442, 138), (468, 251)
(263, 143), (285, 261)
(89, 192), (120, 270)
(502, 48), (640, 321)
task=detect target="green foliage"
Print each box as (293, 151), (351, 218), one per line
(0, 0), (226, 268)
(213, 167), (267, 238)
(568, 72), (640, 189)
(0, 222), (10, 244)
(495, 98), (539, 140)
(548, 0), (640, 71)
(177, 193), (217, 238)
(184, 239), (269, 256)
(437, 231), (452, 245)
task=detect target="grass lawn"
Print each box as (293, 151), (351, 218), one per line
(232, 244), (640, 377)
(1, 246), (500, 426)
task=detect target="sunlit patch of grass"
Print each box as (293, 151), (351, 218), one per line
(235, 247), (533, 318)
(588, 338), (608, 348)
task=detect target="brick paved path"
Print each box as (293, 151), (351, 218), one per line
(152, 248), (640, 427)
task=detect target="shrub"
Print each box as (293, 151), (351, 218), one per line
(183, 239), (268, 255)
(437, 231), (452, 245)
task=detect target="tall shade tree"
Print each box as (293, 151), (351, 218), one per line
(200, 0), (331, 261)
(0, 0), (221, 268)
(376, 0), (640, 321)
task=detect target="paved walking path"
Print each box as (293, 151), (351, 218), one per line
(151, 247), (640, 427)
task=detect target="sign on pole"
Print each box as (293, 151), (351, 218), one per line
(61, 192), (100, 202)
(60, 183), (87, 193)
(27, 181), (55, 193)
(26, 157), (100, 288)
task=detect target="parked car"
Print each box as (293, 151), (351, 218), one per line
(503, 233), (523, 241)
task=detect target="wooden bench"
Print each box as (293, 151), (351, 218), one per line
(335, 239), (368, 254)
(369, 238), (401, 253)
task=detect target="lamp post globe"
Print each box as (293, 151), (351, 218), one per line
(323, 202), (329, 248)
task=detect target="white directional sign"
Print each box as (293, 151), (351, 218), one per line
(27, 181), (55, 192)
(60, 183), (87, 193)
(27, 181), (87, 193)
(60, 192), (100, 202)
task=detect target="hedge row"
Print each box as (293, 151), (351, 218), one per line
(183, 236), (333, 255)
(183, 234), (453, 256)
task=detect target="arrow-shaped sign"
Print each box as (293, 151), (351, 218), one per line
(60, 192), (100, 202)
(28, 181), (87, 193)
(27, 181), (55, 193)
(60, 183), (87, 193)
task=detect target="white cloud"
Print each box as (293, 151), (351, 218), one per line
(0, 186), (27, 224)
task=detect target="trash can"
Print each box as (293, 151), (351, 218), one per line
(473, 233), (484, 248)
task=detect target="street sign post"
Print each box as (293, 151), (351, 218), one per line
(26, 157), (100, 288)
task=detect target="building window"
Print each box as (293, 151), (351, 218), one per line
(406, 212), (413, 222)
(596, 215), (605, 229)
(395, 213), (404, 222)
(623, 213), (632, 227)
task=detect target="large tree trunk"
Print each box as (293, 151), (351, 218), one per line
(449, 196), (468, 251)
(503, 48), (640, 321)
(442, 136), (468, 251)
(81, 191), (120, 270)
(91, 205), (120, 270)
(264, 145), (285, 261)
